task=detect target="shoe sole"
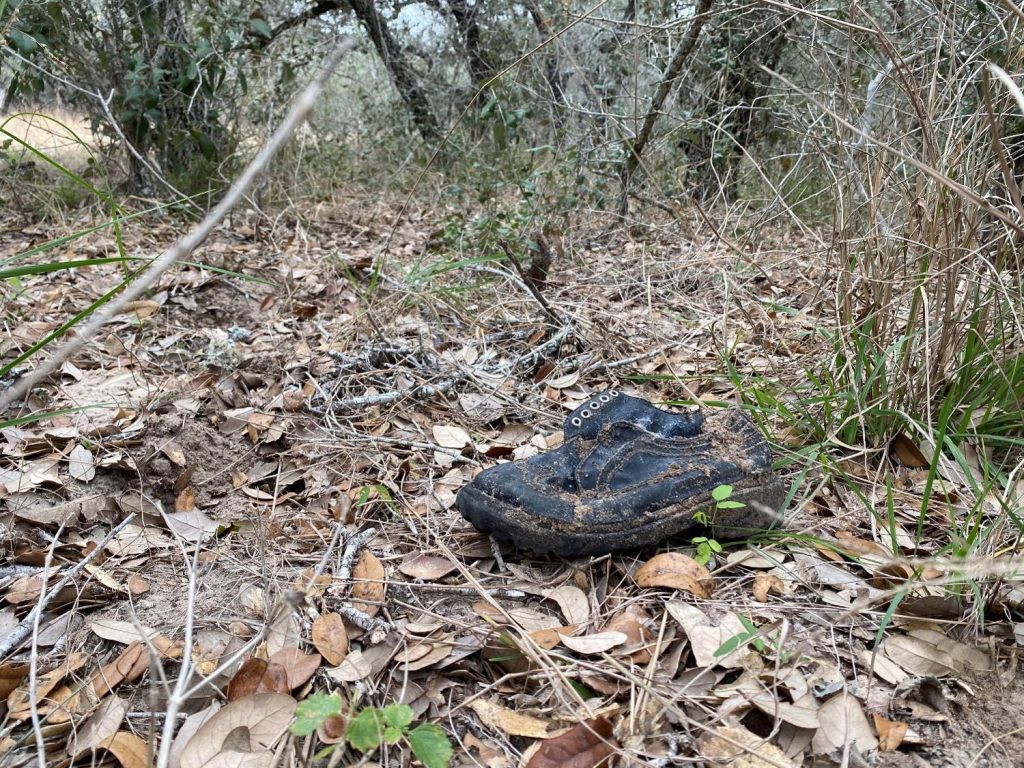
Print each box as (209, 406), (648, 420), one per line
(457, 473), (787, 557)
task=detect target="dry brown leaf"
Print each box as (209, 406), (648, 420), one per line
(267, 647), (321, 690)
(634, 552), (713, 598)
(179, 693), (297, 768)
(265, 603), (300, 657)
(749, 694), (820, 729)
(317, 713), (349, 745)
(544, 585), (591, 625)
(403, 643), (453, 671)
(470, 698), (552, 739)
(165, 507), (219, 542)
(698, 725), (796, 767)
(432, 424), (472, 449)
(465, 732), (510, 768)
(312, 613), (348, 666)
(529, 627), (573, 650)
(91, 731), (150, 768)
(891, 433), (928, 468)
(226, 657), (289, 700)
(665, 602), (751, 668)
(811, 694), (878, 755)
(0, 663), (28, 700)
(398, 553), (458, 580)
(601, 606), (654, 663)
(873, 713), (909, 751)
(68, 443), (96, 482)
(8, 652), (88, 717)
(90, 618), (159, 645)
(90, 642), (151, 697)
(752, 573), (784, 603)
(70, 695), (127, 755)
(523, 716), (616, 768)
(558, 631), (628, 655)
(127, 575), (151, 595)
(881, 635), (959, 677)
(326, 649), (373, 682)
(351, 550), (386, 616)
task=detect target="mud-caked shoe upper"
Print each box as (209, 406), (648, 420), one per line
(564, 389), (703, 440)
(457, 405), (785, 556)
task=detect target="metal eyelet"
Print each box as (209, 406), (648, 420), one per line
(571, 417), (582, 426)
(599, 395), (610, 403)
(609, 389), (619, 396)
(590, 401), (600, 409)
(581, 410), (590, 418)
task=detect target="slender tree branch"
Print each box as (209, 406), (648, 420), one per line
(0, 38), (357, 416)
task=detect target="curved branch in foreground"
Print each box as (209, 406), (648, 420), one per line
(0, 38), (358, 417)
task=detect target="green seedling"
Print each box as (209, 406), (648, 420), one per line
(292, 694), (452, 768)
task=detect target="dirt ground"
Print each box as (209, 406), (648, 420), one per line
(2, 198), (1024, 767)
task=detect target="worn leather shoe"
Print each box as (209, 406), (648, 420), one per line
(458, 407), (785, 556)
(563, 389), (703, 440)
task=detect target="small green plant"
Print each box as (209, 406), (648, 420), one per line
(715, 616), (794, 663)
(691, 535), (722, 566)
(712, 483), (746, 511)
(292, 693), (452, 768)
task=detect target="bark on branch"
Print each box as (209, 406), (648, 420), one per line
(619, 0), (714, 207)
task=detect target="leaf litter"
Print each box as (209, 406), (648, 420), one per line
(1, 200), (1023, 768)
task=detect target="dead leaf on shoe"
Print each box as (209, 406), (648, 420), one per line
(179, 693), (297, 768)
(470, 698), (553, 738)
(351, 550), (386, 616)
(312, 612), (349, 665)
(635, 552), (713, 598)
(523, 716), (616, 768)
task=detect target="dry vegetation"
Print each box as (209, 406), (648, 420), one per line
(3, 1), (1024, 767)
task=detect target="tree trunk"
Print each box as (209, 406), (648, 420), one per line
(347, 0), (441, 144)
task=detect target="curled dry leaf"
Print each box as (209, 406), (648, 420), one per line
(351, 550), (386, 616)
(634, 552), (713, 599)
(752, 572), (785, 603)
(470, 698), (552, 739)
(399, 553), (458, 580)
(874, 713), (909, 751)
(601, 606), (654, 663)
(312, 612), (349, 666)
(524, 716), (617, 768)
(0, 663), (29, 699)
(179, 693), (297, 768)
(68, 443), (96, 482)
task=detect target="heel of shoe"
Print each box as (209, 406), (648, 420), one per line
(707, 476), (786, 539)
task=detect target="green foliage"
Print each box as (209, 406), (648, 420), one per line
(691, 535), (722, 566)
(292, 692), (343, 737)
(2, 1), (275, 193)
(290, 695), (452, 768)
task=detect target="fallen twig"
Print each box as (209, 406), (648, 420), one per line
(0, 513), (137, 660)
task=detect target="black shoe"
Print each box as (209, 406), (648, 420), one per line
(458, 408), (785, 556)
(563, 389), (703, 440)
